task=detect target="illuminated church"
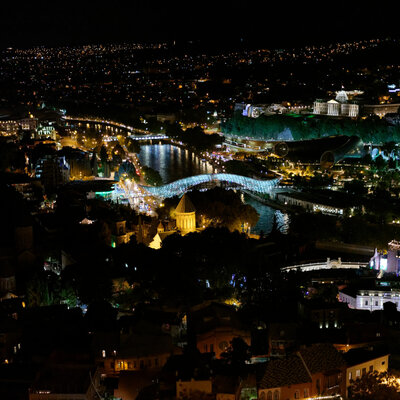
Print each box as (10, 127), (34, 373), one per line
(149, 193), (197, 249)
(174, 193), (196, 235)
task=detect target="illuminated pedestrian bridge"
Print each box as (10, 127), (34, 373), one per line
(140, 173), (280, 198)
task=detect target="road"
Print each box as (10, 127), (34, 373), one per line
(63, 115), (146, 134)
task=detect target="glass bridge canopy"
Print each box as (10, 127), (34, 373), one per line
(139, 173), (280, 198)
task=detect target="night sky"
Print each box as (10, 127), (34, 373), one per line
(0, 1), (396, 48)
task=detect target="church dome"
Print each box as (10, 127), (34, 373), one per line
(335, 90), (348, 103)
(175, 193), (196, 214)
(175, 193), (196, 234)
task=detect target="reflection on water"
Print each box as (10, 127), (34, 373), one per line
(138, 144), (289, 234)
(243, 194), (290, 235)
(138, 144), (213, 183)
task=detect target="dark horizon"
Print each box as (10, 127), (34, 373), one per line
(0, 1), (397, 50)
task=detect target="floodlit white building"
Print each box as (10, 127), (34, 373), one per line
(339, 289), (400, 312)
(275, 191), (348, 216)
(282, 258), (367, 273)
(313, 90), (359, 117)
(234, 103), (290, 118)
(369, 240), (400, 273)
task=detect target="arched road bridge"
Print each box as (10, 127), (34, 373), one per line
(140, 173), (280, 198)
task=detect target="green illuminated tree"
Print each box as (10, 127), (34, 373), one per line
(220, 112), (400, 143)
(26, 275), (53, 307)
(26, 271), (78, 307)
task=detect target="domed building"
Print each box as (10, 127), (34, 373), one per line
(175, 193), (196, 235)
(313, 89), (359, 117)
(335, 90), (349, 103)
(149, 193), (197, 250)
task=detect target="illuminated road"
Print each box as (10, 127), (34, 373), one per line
(63, 115), (167, 138)
(117, 178), (159, 215)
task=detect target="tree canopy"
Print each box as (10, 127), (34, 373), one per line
(221, 112), (400, 143)
(166, 124), (223, 151)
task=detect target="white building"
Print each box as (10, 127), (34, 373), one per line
(234, 103), (290, 118)
(369, 240), (400, 273)
(37, 121), (56, 140)
(313, 101), (328, 115)
(242, 104), (267, 118)
(339, 289), (400, 312)
(363, 103), (400, 118)
(276, 192), (347, 216)
(327, 99), (341, 116)
(387, 240), (400, 273)
(313, 90), (359, 117)
(282, 258), (367, 273)
(341, 102), (359, 117)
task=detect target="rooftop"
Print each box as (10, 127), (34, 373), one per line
(175, 193), (196, 214)
(298, 343), (346, 374)
(343, 348), (389, 367)
(259, 356), (311, 389)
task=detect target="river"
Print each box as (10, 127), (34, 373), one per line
(243, 194), (290, 235)
(137, 143), (289, 234)
(138, 143), (214, 182)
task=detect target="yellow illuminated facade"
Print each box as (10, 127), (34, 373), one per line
(175, 193), (196, 235)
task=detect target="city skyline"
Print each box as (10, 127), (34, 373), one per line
(2, 3), (400, 400)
